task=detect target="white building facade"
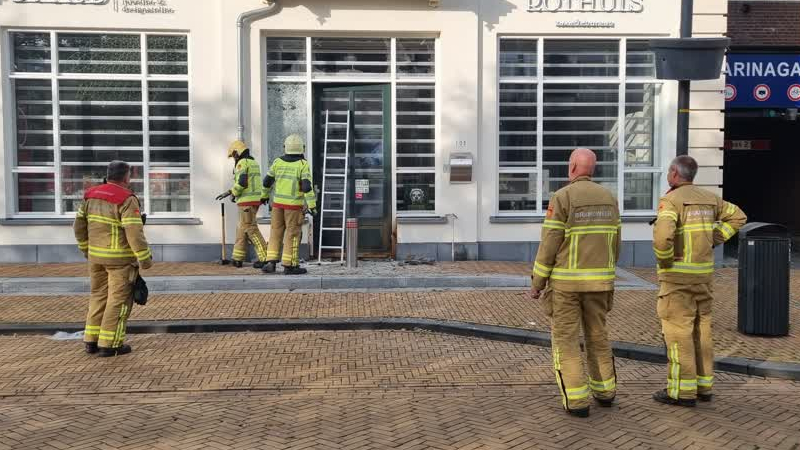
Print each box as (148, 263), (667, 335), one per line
(0, 0), (727, 265)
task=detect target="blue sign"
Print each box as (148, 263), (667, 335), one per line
(725, 54), (800, 108)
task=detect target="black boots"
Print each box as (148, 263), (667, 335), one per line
(262, 261), (277, 274)
(284, 266), (308, 275)
(98, 345), (132, 358)
(652, 389), (696, 407)
(232, 260), (243, 268)
(253, 261), (265, 269)
(261, 262), (307, 275)
(85, 342), (99, 354)
(567, 407), (590, 418)
(698, 393), (713, 402)
(595, 396), (615, 407)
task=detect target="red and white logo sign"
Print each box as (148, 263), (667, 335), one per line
(753, 84), (771, 102)
(788, 84), (800, 102)
(724, 84), (737, 102)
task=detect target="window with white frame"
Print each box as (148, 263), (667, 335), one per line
(8, 31), (190, 216)
(264, 36), (436, 214)
(498, 38), (661, 215)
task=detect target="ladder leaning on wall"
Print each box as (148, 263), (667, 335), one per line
(317, 110), (350, 265)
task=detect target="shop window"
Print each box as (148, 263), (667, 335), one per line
(266, 37), (307, 76)
(266, 83), (308, 165)
(311, 38), (390, 76)
(396, 83), (436, 213)
(397, 173), (435, 212)
(499, 39), (537, 78)
(396, 39), (435, 77)
(8, 31), (191, 217)
(498, 38), (661, 214)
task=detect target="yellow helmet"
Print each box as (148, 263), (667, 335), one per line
(284, 134), (305, 155)
(227, 140), (248, 158)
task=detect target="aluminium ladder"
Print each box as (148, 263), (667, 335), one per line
(317, 110), (350, 264)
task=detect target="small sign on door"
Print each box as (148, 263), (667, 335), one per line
(355, 179), (370, 194)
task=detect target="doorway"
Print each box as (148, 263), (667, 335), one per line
(313, 84), (392, 257)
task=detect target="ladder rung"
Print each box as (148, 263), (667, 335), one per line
(323, 191), (344, 195)
(325, 174), (345, 178)
(327, 122), (348, 125)
(326, 156), (346, 160)
(326, 139), (347, 143)
(322, 209), (345, 213)
(321, 227), (344, 231)
(320, 246), (345, 250)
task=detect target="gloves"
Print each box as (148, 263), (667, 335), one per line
(260, 198), (268, 205)
(215, 190), (232, 201)
(306, 207), (318, 216)
(140, 258), (154, 270)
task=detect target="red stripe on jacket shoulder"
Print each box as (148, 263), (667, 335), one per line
(84, 184), (134, 205)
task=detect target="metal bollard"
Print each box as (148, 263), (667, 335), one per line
(346, 218), (358, 268)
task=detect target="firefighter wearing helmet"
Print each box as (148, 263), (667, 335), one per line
(261, 134), (317, 275)
(215, 140), (270, 268)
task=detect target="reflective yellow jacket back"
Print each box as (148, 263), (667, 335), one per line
(532, 176), (621, 293)
(653, 183), (747, 285)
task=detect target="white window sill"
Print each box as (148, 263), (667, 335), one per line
(0, 217), (202, 226)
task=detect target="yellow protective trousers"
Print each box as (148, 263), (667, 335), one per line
(266, 207), (304, 267)
(233, 206), (269, 262)
(658, 282), (714, 400)
(84, 263), (135, 349)
(545, 289), (617, 411)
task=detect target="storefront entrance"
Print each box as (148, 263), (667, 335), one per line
(313, 84), (392, 257)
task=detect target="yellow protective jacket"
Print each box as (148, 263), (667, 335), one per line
(653, 183), (747, 284)
(263, 155), (317, 210)
(73, 183), (153, 266)
(231, 157), (267, 207)
(532, 176), (621, 292)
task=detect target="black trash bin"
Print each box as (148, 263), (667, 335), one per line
(737, 223), (791, 336)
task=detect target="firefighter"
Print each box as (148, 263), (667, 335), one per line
(216, 140), (270, 268)
(652, 155), (747, 407)
(261, 134), (317, 275)
(73, 161), (152, 357)
(530, 148), (621, 418)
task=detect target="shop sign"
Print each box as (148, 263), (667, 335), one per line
(13, 0), (109, 4)
(725, 54), (800, 108)
(113, 0), (175, 14)
(528, 0), (644, 13)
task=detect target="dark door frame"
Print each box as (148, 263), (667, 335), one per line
(312, 83), (392, 256)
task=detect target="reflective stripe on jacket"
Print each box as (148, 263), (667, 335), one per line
(73, 183), (152, 266)
(653, 184), (747, 284)
(264, 157), (317, 209)
(532, 176), (621, 292)
(231, 158), (267, 206)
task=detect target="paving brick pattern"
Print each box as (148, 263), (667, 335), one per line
(2, 285), (799, 363)
(0, 331), (798, 450)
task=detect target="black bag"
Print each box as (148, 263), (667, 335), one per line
(132, 274), (149, 306)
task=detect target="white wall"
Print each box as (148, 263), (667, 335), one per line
(0, 0), (728, 249)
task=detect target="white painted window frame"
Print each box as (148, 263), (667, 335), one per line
(4, 29), (192, 219)
(497, 36), (667, 217)
(263, 34), (439, 218)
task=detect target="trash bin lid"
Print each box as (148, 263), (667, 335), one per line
(738, 222), (790, 239)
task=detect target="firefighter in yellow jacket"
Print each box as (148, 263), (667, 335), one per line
(216, 140), (270, 268)
(652, 155), (747, 407)
(530, 148), (621, 418)
(261, 134), (317, 275)
(73, 161), (152, 357)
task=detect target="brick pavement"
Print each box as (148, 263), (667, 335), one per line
(2, 285), (799, 362)
(0, 331), (798, 450)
